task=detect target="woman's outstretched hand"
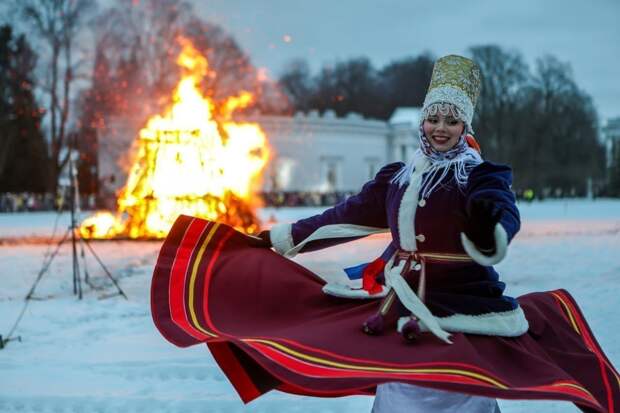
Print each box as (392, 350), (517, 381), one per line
(246, 230), (272, 248)
(463, 198), (502, 255)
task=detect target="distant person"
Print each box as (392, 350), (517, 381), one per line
(523, 188), (535, 203)
(152, 55), (618, 413)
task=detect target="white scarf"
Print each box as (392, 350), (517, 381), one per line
(392, 129), (483, 200)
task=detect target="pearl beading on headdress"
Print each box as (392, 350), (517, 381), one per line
(422, 89), (475, 133)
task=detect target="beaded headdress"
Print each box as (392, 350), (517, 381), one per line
(392, 55), (483, 191)
(422, 55), (482, 132)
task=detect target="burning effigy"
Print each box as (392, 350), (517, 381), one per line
(80, 40), (269, 239)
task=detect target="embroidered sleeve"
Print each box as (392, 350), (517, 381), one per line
(461, 162), (520, 265)
(465, 161), (520, 242)
(271, 162), (403, 254)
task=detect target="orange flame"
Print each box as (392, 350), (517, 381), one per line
(81, 40), (269, 239)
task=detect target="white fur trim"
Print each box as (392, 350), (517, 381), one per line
(281, 224), (388, 258)
(270, 223), (294, 255)
(399, 306), (529, 337)
(397, 154), (429, 251)
(460, 223), (508, 266)
(322, 283), (388, 299)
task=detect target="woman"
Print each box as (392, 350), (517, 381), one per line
(151, 56), (618, 412)
(261, 55), (520, 412)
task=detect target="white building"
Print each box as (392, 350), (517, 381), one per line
(246, 108), (420, 193)
(603, 117), (620, 168)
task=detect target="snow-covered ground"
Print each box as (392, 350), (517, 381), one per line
(0, 199), (619, 413)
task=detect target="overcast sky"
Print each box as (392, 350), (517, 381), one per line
(193, 0), (620, 122)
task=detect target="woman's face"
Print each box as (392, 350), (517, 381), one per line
(422, 113), (465, 152)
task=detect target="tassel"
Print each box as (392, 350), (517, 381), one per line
(363, 313), (385, 335)
(362, 289), (397, 335)
(401, 317), (422, 342)
(465, 134), (482, 154)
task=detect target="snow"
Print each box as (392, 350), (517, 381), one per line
(0, 211), (72, 239)
(1, 199), (619, 412)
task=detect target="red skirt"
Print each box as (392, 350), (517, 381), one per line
(151, 215), (619, 412)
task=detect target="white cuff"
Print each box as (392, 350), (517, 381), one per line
(397, 306), (529, 337)
(460, 223), (508, 266)
(270, 223), (294, 256)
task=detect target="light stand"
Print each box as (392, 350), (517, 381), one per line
(69, 153), (83, 299)
(64, 141), (128, 301)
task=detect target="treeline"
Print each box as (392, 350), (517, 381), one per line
(278, 46), (608, 196)
(279, 54), (435, 120)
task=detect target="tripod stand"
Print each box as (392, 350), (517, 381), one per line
(65, 152), (127, 300)
(0, 150), (127, 349)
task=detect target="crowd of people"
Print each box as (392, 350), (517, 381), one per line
(0, 193), (57, 212)
(0, 192), (96, 213)
(260, 187), (600, 207)
(259, 191), (353, 207)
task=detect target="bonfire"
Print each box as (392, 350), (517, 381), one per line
(80, 40), (269, 239)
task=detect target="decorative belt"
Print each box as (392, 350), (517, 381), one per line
(364, 250), (473, 344)
(393, 250), (473, 301)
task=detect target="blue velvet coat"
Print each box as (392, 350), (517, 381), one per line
(270, 154), (529, 336)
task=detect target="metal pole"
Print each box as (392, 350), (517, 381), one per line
(69, 149), (83, 299)
(69, 156), (78, 296)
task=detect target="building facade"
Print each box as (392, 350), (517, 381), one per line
(603, 117), (620, 168)
(246, 108), (420, 193)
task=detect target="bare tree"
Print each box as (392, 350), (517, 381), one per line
(466, 46), (604, 195)
(305, 57), (384, 118)
(94, 0), (192, 97)
(279, 59), (313, 113)
(17, 0), (97, 193)
(468, 45), (529, 162)
(91, 0), (272, 117)
(184, 18), (262, 102)
(279, 53), (435, 120)
(379, 53), (435, 117)
(523, 55), (604, 194)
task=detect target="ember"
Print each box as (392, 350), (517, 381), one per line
(80, 39), (269, 239)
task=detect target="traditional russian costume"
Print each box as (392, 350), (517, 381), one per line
(150, 56), (619, 412)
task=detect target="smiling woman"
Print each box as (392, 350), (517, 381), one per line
(423, 109), (464, 152)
